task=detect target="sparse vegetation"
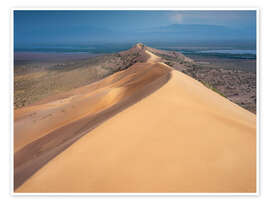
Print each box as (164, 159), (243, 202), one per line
(169, 61), (256, 113)
(14, 50), (144, 108)
(200, 81), (225, 97)
(14, 44), (256, 113)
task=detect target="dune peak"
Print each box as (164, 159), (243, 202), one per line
(135, 42), (145, 49)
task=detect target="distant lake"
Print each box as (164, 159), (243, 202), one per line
(179, 49), (256, 59)
(14, 44), (257, 62)
(198, 49), (256, 55)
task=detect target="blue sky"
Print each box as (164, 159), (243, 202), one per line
(14, 10), (256, 47)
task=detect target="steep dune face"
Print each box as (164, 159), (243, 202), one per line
(14, 51), (171, 190)
(15, 44), (256, 193)
(14, 44), (166, 154)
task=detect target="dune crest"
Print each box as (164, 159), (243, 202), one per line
(14, 43), (256, 193)
(14, 45), (172, 190)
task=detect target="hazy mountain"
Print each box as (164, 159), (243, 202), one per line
(15, 24), (256, 48)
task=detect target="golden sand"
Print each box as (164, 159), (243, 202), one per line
(15, 50), (256, 193)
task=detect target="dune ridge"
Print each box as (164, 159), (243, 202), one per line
(14, 47), (172, 190)
(14, 44), (256, 193)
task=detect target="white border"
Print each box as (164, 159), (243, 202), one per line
(10, 8), (260, 196)
(256, 7), (260, 197)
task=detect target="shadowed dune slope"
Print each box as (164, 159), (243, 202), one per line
(16, 53), (256, 192)
(14, 55), (172, 190)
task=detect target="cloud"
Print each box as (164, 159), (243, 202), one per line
(167, 11), (256, 27)
(170, 13), (183, 24)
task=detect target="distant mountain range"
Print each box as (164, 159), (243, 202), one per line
(15, 24), (256, 47)
(133, 24), (256, 41)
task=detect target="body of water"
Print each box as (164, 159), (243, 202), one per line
(198, 49), (256, 55)
(180, 49), (256, 59)
(14, 44), (257, 61)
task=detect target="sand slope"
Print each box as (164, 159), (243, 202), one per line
(14, 52), (171, 189)
(16, 55), (256, 192)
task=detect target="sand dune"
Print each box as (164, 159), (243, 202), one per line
(15, 45), (256, 193)
(14, 51), (171, 189)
